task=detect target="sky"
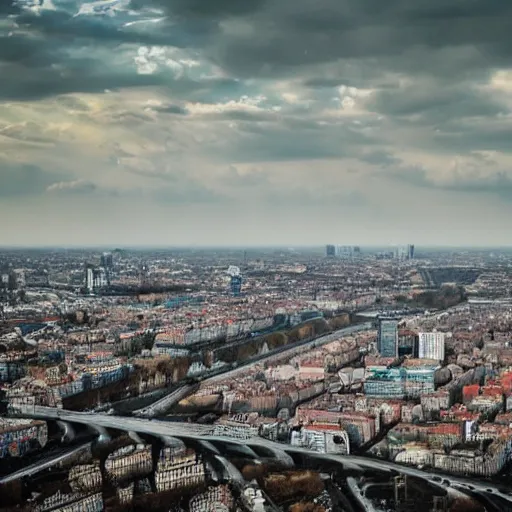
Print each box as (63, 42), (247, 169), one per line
(1, 0), (512, 247)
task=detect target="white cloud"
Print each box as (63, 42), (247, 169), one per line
(185, 95), (271, 115)
(46, 179), (97, 194)
(134, 46), (200, 76)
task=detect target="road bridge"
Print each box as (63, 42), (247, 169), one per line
(0, 442), (92, 485)
(9, 406), (512, 510)
(132, 383), (199, 418)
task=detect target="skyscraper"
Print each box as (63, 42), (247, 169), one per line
(326, 245), (360, 259)
(230, 275), (242, 296)
(85, 264), (95, 293)
(326, 245), (336, 257)
(418, 332), (445, 361)
(139, 263), (150, 288)
(100, 252), (114, 269)
(394, 245), (415, 261)
(85, 264), (107, 293)
(377, 317), (399, 358)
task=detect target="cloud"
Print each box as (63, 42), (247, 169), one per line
(1, 0), (512, 245)
(149, 104), (189, 115)
(0, 162), (60, 197)
(190, 0), (512, 80)
(46, 179), (98, 194)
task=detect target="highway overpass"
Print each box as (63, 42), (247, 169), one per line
(132, 383), (199, 418)
(9, 405), (512, 511)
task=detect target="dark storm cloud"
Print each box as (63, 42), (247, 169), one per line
(369, 86), (501, 119)
(0, 0), (18, 14)
(0, 1), (217, 100)
(0, 29), (166, 100)
(162, 0), (512, 80)
(134, 0), (267, 19)
(14, 9), (204, 47)
(0, 36), (238, 101)
(0, 63), (163, 100)
(2, 0), (510, 102)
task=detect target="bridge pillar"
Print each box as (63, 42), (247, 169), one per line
(56, 421), (76, 444)
(128, 431), (144, 444)
(157, 435), (186, 449)
(87, 425), (111, 443)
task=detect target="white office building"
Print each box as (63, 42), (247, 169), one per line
(418, 332), (445, 361)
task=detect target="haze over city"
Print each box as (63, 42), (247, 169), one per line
(1, 0), (512, 246)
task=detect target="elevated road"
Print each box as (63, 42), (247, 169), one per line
(10, 406), (512, 509)
(0, 442), (92, 484)
(132, 384), (199, 418)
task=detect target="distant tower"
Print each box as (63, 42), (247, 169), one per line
(100, 252), (113, 270)
(230, 275), (242, 297)
(326, 245), (336, 257)
(85, 264), (94, 293)
(377, 316), (399, 358)
(408, 244), (415, 260)
(226, 265), (242, 296)
(394, 246), (408, 261)
(139, 263), (150, 288)
(101, 252), (114, 281)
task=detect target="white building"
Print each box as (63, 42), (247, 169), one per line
(85, 267), (94, 292)
(85, 266), (108, 292)
(290, 427), (350, 455)
(418, 332), (445, 361)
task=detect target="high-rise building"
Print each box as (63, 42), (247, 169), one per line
(418, 332), (445, 361)
(101, 252), (114, 269)
(230, 275), (242, 297)
(377, 317), (399, 358)
(394, 245), (415, 261)
(100, 252), (113, 268)
(85, 264), (95, 293)
(85, 264), (108, 293)
(326, 245), (360, 259)
(336, 246), (357, 259)
(100, 252), (113, 285)
(93, 268), (108, 289)
(326, 245), (336, 257)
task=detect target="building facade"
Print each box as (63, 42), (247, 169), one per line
(377, 317), (399, 358)
(418, 332), (445, 361)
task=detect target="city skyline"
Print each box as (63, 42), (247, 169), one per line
(2, 0), (512, 245)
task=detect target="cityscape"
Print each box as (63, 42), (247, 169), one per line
(3, 0), (512, 511)
(0, 245), (512, 511)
